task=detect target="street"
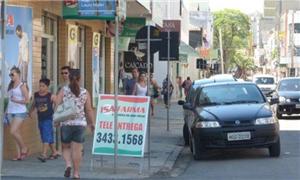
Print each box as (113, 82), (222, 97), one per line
(154, 117), (300, 180)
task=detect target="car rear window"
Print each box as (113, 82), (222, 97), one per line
(278, 79), (300, 91)
(255, 77), (275, 85)
(197, 84), (265, 106)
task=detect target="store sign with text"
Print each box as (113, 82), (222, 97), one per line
(63, 0), (116, 20)
(123, 51), (153, 73)
(121, 18), (146, 37)
(92, 95), (150, 157)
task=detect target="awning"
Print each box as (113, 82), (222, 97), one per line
(179, 41), (200, 63)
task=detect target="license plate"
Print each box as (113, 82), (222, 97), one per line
(296, 104), (300, 109)
(227, 132), (251, 141)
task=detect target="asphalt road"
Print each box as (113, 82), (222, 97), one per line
(152, 117), (300, 180)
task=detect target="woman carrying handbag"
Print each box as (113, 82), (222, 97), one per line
(55, 69), (95, 179)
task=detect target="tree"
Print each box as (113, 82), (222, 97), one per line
(213, 9), (251, 71)
(231, 50), (255, 79)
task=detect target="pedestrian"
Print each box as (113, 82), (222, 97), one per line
(6, 66), (30, 161)
(29, 78), (60, 162)
(132, 72), (147, 96)
(162, 75), (174, 108)
(176, 76), (183, 98)
(118, 62), (125, 91)
(58, 66), (70, 93)
(125, 67), (139, 95)
(55, 69), (95, 179)
(16, 25), (29, 83)
(150, 73), (160, 116)
(182, 77), (192, 97)
(53, 66), (71, 155)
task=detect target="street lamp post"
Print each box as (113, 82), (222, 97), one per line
(219, 28), (224, 74)
(290, 10), (295, 77)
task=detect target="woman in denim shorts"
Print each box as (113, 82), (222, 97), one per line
(6, 66), (30, 161)
(56, 69), (95, 179)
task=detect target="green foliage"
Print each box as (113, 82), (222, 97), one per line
(271, 49), (279, 60)
(213, 9), (251, 69)
(231, 50), (255, 79)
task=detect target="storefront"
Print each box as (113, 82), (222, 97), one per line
(3, 1), (110, 159)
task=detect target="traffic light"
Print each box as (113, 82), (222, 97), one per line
(213, 63), (219, 71)
(196, 58), (207, 69)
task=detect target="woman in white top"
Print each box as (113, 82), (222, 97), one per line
(56, 69), (95, 179)
(6, 66), (30, 161)
(132, 72), (147, 96)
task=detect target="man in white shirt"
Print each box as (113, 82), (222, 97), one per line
(16, 25), (29, 83)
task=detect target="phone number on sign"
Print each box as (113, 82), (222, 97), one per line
(96, 132), (144, 145)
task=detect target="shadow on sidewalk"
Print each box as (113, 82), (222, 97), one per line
(2, 102), (185, 179)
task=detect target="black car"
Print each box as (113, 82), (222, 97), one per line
(178, 81), (280, 160)
(270, 77), (300, 118)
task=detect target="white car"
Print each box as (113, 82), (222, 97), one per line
(253, 75), (276, 96)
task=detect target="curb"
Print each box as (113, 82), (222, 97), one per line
(153, 140), (185, 175)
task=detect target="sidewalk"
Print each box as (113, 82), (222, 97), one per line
(1, 102), (185, 179)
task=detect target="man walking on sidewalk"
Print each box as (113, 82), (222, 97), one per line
(162, 75), (174, 108)
(125, 68), (139, 95)
(182, 77), (192, 97)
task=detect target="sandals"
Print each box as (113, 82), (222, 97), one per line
(48, 154), (60, 160)
(73, 175), (80, 179)
(64, 167), (72, 178)
(12, 148), (29, 161)
(11, 156), (21, 161)
(20, 148), (29, 160)
(37, 154), (47, 163)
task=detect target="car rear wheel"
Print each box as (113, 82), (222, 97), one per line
(183, 123), (189, 146)
(191, 136), (206, 160)
(276, 110), (283, 119)
(269, 138), (280, 157)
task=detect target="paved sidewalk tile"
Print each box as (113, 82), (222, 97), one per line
(1, 102), (185, 179)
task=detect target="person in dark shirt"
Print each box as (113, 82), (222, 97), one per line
(182, 77), (192, 97)
(125, 68), (139, 95)
(29, 78), (60, 162)
(162, 75), (174, 108)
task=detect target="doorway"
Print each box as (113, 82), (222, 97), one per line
(41, 13), (58, 92)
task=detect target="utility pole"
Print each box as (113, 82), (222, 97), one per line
(219, 28), (224, 74)
(113, 15), (119, 173)
(276, 0), (282, 81)
(0, 0), (5, 175)
(290, 10), (295, 77)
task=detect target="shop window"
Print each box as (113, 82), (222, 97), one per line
(295, 46), (300, 56)
(294, 23), (300, 34)
(41, 13), (58, 92)
(42, 15), (55, 36)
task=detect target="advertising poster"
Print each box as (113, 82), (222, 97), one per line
(92, 32), (100, 107)
(68, 24), (78, 68)
(2, 6), (33, 95)
(92, 95), (150, 157)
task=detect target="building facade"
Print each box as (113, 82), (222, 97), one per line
(2, 0), (117, 159)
